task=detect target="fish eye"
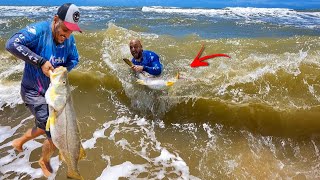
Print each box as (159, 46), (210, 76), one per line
(63, 81), (66, 84)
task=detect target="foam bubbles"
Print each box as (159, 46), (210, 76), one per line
(0, 59), (24, 109)
(83, 115), (198, 179)
(97, 157), (146, 180)
(0, 116), (60, 179)
(0, 83), (22, 110)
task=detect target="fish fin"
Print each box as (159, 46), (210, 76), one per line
(79, 145), (86, 160)
(45, 110), (56, 131)
(59, 152), (64, 161)
(176, 72), (180, 79)
(166, 81), (175, 87)
(45, 118), (50, 131)
(136, 79), (146, 85)
(67, 171), (83, 180)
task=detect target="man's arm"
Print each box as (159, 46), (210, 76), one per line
(6, 30), (54, 76)
(5, 32), (47, 67)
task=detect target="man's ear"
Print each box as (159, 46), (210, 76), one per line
(53, 15), (59, 23)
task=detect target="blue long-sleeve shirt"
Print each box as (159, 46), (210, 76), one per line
(5, 21), (79, 105)
(131, 50), (162, 76)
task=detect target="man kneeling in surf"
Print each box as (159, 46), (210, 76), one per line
(129, 39), (163, 76)
(124, 39), (183, 90)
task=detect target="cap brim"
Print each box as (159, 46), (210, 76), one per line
(63, 21), (82, 33)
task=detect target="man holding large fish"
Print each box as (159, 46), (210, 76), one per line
(5, 3), (84, 178)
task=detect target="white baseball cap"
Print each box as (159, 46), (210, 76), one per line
(57, 3), (82, 32)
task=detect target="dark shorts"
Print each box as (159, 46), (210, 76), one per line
(26, 104), (51, 138)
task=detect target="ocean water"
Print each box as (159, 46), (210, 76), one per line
(0, 6), (320, 179)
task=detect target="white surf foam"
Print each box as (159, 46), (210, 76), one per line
(83, 115), (200, 179)
(0, 116), (60, 179)
(97, 155), (146, 180)
(0, 115), (32, 144)
(0, 83), (23, 110)
(0, 62), (24, 110)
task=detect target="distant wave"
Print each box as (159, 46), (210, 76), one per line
(0, 5), (138, 12)
(141, 6), (320, 30)
(142, 6), (320, 19)
(0, 6), (57, 12)
(0, 6), (57, 17)
(1, 5), (319, 29)
(0, 19), (8, 25)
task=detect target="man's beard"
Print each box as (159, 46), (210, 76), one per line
(134, 52), (142, 59)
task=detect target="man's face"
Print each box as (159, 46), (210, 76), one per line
(53, 19), (73, 44)
(129, 41), (143, 59)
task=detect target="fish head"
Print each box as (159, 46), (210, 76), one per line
(46, 66), (69, 111)
(50, 66), (68, 85)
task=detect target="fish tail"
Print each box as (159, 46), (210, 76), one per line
(62, 152), (83, 180)
(67, 170), (83, 180)
(136, 79), (146, 85)
(166, 81), (175, 87)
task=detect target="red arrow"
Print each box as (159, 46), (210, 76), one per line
(190, 44), (231, 68)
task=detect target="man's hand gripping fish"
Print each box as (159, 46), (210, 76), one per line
(45, 66), (86, 180)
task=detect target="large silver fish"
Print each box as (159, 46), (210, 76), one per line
(45, 66), (85, 180)
(123, 58), (179, 90)
(136, 72), (178, 90)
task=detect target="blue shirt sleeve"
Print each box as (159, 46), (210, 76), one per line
(5, 28), (46, 67)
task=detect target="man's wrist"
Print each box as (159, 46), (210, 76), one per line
(38, 58), (47, 67)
